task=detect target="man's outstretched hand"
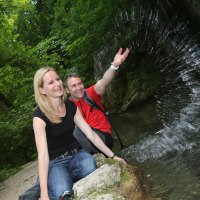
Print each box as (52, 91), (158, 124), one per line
(112, 48), (129, 67)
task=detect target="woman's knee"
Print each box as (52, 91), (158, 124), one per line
(80, 152), (96, 173)
(48, 165), (73, 199)
(70, 150), (96, 182)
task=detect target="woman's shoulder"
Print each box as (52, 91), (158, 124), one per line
(33, 106), (49, 124)
(65, 99), (77, 113)
(33, 106), (45, 119)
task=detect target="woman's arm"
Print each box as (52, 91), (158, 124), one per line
(74, 108), (126, 164)
(33, 117), (50, 200)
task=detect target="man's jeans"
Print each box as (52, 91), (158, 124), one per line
(19, 149), (96, 200)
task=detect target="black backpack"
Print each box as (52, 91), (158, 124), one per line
(83, 90), (106, 114)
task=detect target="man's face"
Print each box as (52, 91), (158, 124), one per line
(65, 77), (84, 100)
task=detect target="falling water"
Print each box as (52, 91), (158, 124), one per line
(118, 0), (200, 163)
(111, 0), (200, 199)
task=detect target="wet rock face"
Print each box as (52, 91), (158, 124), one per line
(182, 0), (200, 23)
(94, 43), (161, 114)
(93, 0), (200, 114)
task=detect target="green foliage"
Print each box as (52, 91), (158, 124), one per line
(0, 113), (35, 168)
(35, 36), (68, 67)
(0, 167), (20, 182)
(50, 0), (118, 77)
(0, 3), (17, 66)
(0, 66), (25, 101)
(15, 0), (52, 45)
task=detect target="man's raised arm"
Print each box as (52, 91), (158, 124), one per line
(94, 48), (129, 96)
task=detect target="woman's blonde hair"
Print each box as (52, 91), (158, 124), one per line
(34, 67), (66, 123)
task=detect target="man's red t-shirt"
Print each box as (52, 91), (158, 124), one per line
(70, 85), (112, 134)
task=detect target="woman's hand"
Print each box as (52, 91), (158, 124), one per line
(113, 156), (127, 164)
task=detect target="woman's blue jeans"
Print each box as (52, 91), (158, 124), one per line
(48, 149), (96, 200)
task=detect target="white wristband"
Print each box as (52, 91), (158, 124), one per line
(110, 63), (119, 70)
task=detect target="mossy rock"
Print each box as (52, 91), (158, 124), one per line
(73, 154), (154, 200)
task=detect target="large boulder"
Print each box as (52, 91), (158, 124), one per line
(73, 153), (154, 200)
(94, 47), (160, 114)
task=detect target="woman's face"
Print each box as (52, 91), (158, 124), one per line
(40, 70), (63, 98)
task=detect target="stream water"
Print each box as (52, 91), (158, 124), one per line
(110, 98), (200, 199)
(109, 0), (200, 199)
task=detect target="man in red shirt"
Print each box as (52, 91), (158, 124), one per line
(64, 47), (129, 154)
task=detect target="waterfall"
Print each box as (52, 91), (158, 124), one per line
(114, 0), (200, 161)
(108, 1), (200, 198)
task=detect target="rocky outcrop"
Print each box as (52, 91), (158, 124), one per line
(73, 153), (153, 200)
(94, 47), (160, 113)
(111, 60), (160, 113)
(93, 0), (200, 115)
(181, 0), (200, 26)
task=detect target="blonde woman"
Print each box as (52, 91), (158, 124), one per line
(33, 67), (126, 200)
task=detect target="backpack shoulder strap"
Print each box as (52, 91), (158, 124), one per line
(83, 90), (105, 113)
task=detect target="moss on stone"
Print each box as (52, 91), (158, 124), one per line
(73, 154), (154, 200)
